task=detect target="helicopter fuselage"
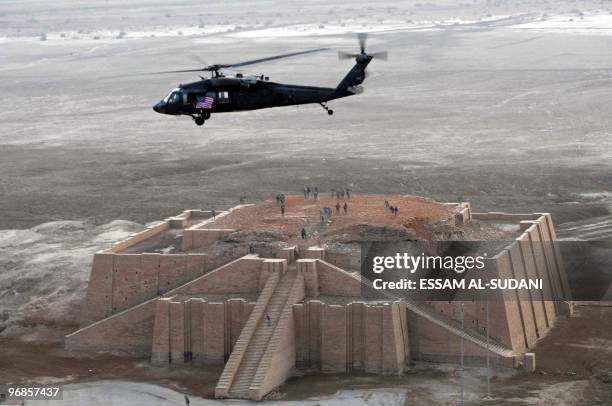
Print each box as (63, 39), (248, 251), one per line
(153, 51), (372, 125)
(153, 77), (353, 115)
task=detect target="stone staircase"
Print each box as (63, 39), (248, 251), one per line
(322, 259), (515, 358)
(215, 267), (303, 399)
(250, 269), (304, 398)
(405, 300), (515, 358)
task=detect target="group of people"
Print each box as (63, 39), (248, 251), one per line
(384, 200), (399, 217)
(331, 188), (350, 199)
(273, 188), (354, 238)
(318, 201), (349, 224)
(336, 201), (349, 214)
(303, 186), (319, 200)
(303, 186), (351, 200)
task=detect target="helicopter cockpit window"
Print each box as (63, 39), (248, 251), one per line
(163, 88), (181, 104)
(218, 91), (229, 104)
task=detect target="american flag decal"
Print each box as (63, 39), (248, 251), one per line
(196, 96), (214, 109)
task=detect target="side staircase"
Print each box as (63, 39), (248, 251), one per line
(405, 300), (515, 358)
(338, 259), (516, 359)
(215, 265), (304, 400)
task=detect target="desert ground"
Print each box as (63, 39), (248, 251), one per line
(1, 0), (611, 404)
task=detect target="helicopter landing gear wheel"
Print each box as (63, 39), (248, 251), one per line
(319, 102), (334, 116)
(194, 116), (205, 126)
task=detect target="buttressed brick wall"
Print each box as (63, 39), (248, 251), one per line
(493, 244), (560, 344)
(425, 213), (569, 357)
(151, 297), (255, 365)
(487, 213), (567, 353)
(293, 301), (408, 374)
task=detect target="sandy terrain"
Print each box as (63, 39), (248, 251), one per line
(0, 219), (144, 338)
(1, 0), (611, 230)
(35, 382), (407, 406)
(2, 305), (611, 405)
(1, 0), (611, 404)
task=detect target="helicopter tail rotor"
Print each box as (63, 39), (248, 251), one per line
(337, 33), (388, 61)
(358, 32), (367, 53)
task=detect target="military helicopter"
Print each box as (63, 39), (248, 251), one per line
(152, 34), (387, 126)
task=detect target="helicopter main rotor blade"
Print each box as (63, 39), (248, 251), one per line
(150, 68), (209, 74)
(226, 47), (330, 68)
(148, 48), (329, 75)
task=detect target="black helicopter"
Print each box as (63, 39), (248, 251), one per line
(152, 34), (387, 126)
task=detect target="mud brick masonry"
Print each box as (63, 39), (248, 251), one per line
(65, 196), (572, 400)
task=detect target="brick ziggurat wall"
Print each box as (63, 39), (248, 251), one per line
(66, 206), (571, 400)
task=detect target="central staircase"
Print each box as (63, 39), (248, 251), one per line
(215, 265), (304, 400)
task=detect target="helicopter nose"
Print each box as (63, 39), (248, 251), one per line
(153, 102), (166, 114)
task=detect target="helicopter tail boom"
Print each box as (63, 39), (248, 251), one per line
(335, 55), (372, 95)
(334, 33), (386, 97)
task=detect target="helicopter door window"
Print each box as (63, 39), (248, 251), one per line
(218, 91), (229, 104)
